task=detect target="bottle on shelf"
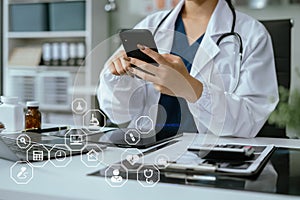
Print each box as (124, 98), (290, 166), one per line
(60, 42), (69, 66)
(0, 96), (24, 133)
(25, 101), (42, 130)
(42, 43), (51, 66)
(69, 43), (77, 66)
(51, 42), (61, 66)
(76, 42), (86, 66)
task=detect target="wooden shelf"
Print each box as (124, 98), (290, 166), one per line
(7, 31), (87, 39)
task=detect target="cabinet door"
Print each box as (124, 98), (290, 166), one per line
(39, 71), (71, 111)
(8, 69), (38, 103)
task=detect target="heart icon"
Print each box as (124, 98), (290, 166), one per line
(126, 154), (139, 165)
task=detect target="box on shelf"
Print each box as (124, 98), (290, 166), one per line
(9, 3), (48, 32)
(49, 1), (86, 31)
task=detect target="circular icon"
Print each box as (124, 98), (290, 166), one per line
(64, 129), (88, 152)
(81, 144), (104, 167)
(72, 98), (87, 114)
(82, 109), (107, 133)
(26, 144), (49, 168)
(16, 134), (31, 149)
(135, 116), (154, 134)
(155, 154), (170, 169)
(121, 148), (144, 171)
(137, 165), (160, 187)
(55, 150), (66, 161)
(105, 164), (128, 187)
(49, 144), (72, 168)
(124, 129), (141, 145)
(10, 161), (34, 184)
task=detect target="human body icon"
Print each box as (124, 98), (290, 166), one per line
(111, 169), (123, 183)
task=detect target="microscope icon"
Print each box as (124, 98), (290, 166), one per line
(89, 114), (99, 127)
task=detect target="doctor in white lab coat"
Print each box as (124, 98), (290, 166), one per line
(98, 0), (279, 138)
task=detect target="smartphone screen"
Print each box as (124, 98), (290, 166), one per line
(119, 29), (158, 66)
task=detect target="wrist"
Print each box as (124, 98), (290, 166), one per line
(184, 76), (203, 103)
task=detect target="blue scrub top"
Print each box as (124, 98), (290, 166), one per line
(156, 13), (204, 134)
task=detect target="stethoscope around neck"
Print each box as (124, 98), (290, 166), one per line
(152, 1), (243, 94)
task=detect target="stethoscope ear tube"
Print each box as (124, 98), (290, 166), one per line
(216, 32), (243, 60)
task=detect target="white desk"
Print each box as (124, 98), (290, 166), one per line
(1, 133), (300, 200)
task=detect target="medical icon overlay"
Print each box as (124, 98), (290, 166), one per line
(10, 161), (34, 184)
(26, 144), (49, 168)
(124, 129), (141, 145)
(155, 154), (170, 169)
(72, 98), (87, 114)
(135, 116), (154, 134)
(121, 148), (144, 171)
(16, 134), (31, 149)
(49, 144), (72, 168)
(83, 109), (107, 133)
(81, 144), (104, 167)
(64, 129), (88, 152)
(137, 165), (160, 187)
(105, 164), (128, 187)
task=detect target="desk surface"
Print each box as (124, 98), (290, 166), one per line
(1, 133), (300, 200)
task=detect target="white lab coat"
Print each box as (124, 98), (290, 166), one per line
(98, 0), (279, 138)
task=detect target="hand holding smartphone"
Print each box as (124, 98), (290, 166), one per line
(119, 29), (159, 70)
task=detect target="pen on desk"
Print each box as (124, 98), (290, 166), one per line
(164, 172), (217, 181)
(166, 162), (217, 174)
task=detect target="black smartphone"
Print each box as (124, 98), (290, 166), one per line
(119, 29), (158, 67)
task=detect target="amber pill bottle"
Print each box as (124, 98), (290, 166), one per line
(25, 101), (41, 130)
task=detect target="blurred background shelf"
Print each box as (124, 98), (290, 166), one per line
(2, 0), (109, 125)
(9, 0), (85, 4)
(8, 65), (85, 73)
(7, 31), (87, 39)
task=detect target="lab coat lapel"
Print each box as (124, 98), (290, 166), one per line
(190, 0), (234, 78)
(190, 37), (219, 78)
(154, 0), (184, 54)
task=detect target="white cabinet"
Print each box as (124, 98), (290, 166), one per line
(2, 0), (109, 124)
